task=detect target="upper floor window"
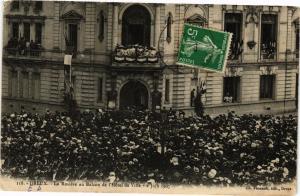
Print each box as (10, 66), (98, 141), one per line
(261, 14), (277, 59)
(223, 76), (240, 103)
(67, 23), (78, 54)
(23, 22), (30, 42)
(225, 13), (243, 60)
(62, 10), (84, 55)
(296, 28), (299, 58)
(260, 75), (275, 99)
(98, 11), (105, 41)
(34, 1), (43, 12)
(165, 79), (170, 103)
(166, 13), (172, 43)
(35, 23), (42, 44)
(122, 5), (151, 46)
(11, 1), (19, 11)
(294, 18), (299, 58)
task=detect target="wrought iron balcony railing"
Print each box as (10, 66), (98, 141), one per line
(5, 47), (44, 57)
(113, 45), (158, 64)
(261, 41), (277, 60)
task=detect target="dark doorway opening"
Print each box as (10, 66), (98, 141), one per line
(120, 80), (148, 110)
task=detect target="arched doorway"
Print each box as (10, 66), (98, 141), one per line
(122, 5), (151, 46)
(120, 80), (149, 109)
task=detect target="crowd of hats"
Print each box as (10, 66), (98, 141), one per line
(1, 109), (297, 186)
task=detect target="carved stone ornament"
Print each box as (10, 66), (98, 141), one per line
(247, 41), (257, 49)
(244, 6), (262, 27)
(260, 66), (278, 75)
(225, 66), (243, 77)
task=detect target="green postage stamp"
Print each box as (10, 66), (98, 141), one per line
(177, 23), (232, 73)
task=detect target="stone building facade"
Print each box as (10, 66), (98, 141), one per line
(2, 1), (299, 115)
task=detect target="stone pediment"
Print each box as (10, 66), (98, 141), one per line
(61, 10), (84, 20)
(186, 14), (207, 24)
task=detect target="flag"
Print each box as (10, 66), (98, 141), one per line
(64, 55), (72, 65)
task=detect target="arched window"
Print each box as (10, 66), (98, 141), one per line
(98, 10), (105, 41)
(122, 5), (151, 46)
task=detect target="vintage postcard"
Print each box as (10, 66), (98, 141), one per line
(0, 0), (299, 195)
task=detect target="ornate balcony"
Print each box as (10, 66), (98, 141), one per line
(112, 45), (159, 67)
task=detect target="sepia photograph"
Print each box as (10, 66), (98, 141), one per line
(0, 0), (299, 195)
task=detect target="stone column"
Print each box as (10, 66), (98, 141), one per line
(154, 4), (161, 48)
(112, 3), (119, 49)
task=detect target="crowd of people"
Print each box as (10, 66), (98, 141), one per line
(6, 37), (43, 56)
(1, 108), (297, 186)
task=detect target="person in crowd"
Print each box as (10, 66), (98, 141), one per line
(0, 109), (297, 186)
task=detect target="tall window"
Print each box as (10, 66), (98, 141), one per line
(261, 14), (277, 59)
(62, 10), (83, 54)
(12, 22), (19, 39)
(166, 13), (172, 43)
(8, 70), (18, 97)
(21, 72), (29, 98)
(165, 79), (170, 103)
(223, 76), (240, 103)
(225, 13), (243, 60)
(296, 73), (298, 109)
(68, 23), (78, 53)
(97, 78), (103, 102)
(23, 22), (30, 42)
(35, 23), (42, 44)
(260, 75), (275, 99)
(98, 11), (105, 41)
(31, 73), (41, 99)
(296, 28), (299, 58)
(122, 5), (151, 46)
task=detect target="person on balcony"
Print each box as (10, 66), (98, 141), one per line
(25, 40), (30, 56)
(224, 92), (233, 103)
